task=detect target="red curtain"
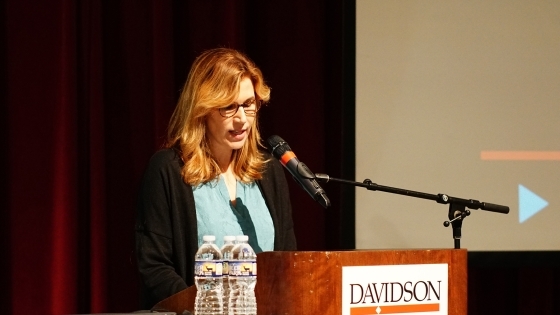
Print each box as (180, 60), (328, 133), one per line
(3, 0), (351, 313)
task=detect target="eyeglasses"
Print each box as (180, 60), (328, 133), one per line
(218, 99), (261, 118)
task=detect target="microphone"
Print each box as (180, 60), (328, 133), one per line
(267, 135), (330, 208)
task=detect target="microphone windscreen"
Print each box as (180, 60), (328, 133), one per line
(267, 135), (284, 147)
(267, 135), (291, 158)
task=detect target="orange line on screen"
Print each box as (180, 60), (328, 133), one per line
(480, 151), (560, 161)
(350, 303), (440, 315)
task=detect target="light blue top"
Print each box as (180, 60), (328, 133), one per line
(193, 175), (274, 253)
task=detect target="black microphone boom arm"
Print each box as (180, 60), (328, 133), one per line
(314, 173), (510, 249)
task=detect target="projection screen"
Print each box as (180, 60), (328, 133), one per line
(356, 0), (560, 250)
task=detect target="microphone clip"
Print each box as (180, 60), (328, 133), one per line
(443, 203), (471, 249)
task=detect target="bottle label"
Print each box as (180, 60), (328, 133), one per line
(194, 260), (223, 277)
(229, 260), (257, 276)
(223, 261), (229, 275)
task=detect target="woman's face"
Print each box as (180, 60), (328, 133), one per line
(206, 77), (256, 160)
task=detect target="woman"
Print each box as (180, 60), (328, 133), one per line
(135, 48), (297, 309)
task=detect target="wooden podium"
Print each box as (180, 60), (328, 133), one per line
(153, 249), (467, 315)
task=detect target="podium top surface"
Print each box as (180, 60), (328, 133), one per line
(257, 248), (467, 266)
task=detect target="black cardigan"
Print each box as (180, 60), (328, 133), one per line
(135, 149), (297, 309)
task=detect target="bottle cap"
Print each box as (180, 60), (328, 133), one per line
(203, 235), (216, 242)
(224, 235), (236, 242)
(236, 235), (249, 242)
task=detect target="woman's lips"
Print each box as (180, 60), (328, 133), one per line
(229, 129), (247, 140)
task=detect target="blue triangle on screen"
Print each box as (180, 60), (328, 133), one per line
(518, 184), (548, 223)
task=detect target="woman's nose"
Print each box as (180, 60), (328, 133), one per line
(233, 106), (248, 122)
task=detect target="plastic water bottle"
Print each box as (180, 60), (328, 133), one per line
(220, 236), (236, 315)
(228, 235), (257, 315)
(194, 235), (223, 315)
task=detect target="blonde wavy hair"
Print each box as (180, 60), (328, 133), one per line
(166, 48), (271, 186)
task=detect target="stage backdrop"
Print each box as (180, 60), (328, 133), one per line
(4, 1), (559, 315)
